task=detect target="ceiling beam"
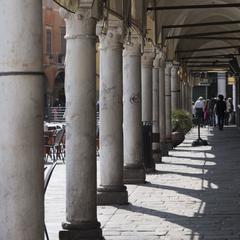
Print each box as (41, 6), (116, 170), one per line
(191, 68), (228, 70)
(187, 64), (229, 68)
(185, 60), (230, 64)
(176, 45), (240, 53)
(162, 20), (240, 29)
(190, 69), (228, 72)
(167, 30), (240, 39)
(147, 3), (240, 11)
(186, 36), (240, 40)
(180, 53), (240, 60)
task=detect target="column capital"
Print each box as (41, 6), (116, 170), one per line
(60, 8), (97, 39)
(165, 61), (173, 70)
(159, 51), (166, 68)
(123, 34), (141, 56)
(171, 64), (179, 75)
(142, 48), (155, 67)
(97, 20), (124, 50)
(153, 50), (162, 68)
(172, 62), (180, 70)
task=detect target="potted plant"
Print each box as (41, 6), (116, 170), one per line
(172, 110), (192, 147)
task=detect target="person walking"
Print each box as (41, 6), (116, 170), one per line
(209, 98), (216, 126)
(226, 98), (234, 124)
(194, 96), (205, 126)
(215, 94), (226, 130)
(204, 99), (210, 126)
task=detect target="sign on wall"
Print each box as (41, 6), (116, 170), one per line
(228, 76), (235, 85)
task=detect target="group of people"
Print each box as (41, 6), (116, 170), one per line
(193, 95), (234, 130)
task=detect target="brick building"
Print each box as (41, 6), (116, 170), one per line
(43, 0), (66, 107)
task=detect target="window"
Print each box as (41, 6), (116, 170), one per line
(60, 27), (66, 55)
(46, 28), (52, 55)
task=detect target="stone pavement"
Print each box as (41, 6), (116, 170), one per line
(45, 126), (240, 240)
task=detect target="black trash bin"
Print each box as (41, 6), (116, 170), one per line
(142, 121), (155, 173)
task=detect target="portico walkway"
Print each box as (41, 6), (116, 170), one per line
(45, 126), (240, 240)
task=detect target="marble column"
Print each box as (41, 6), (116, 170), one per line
(217, 72), (227, 97)
(165, 62), (173, 150)
(123, 37), (145, 184)
(171, 64), (179, 112)
(142, 49), (155, 172)
(142, 49), (155, 122)
(180, 81), (184, 109)
(233, 82), (236, 112)
(152, 51), (161, 163)
(188, 84), (193, 113)
(159, 55), (168, 156)
(59, 9), (103, 240)
(97, 21), (128, 205)
(0, 1), (44, 239)
(185, 83), (189, 112)
(181, 81), (186, 111)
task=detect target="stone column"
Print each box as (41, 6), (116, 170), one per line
(123, 37), (145, 184)
(159, 55), (168, 156)
(233, 82), (237, 112)
(217, 72), (227, 97)
(181, 81), (186, 110)
(142, 49), (155, 122)
(188, 83), (193, 113)
(0, 1), (44, 240)
(152, 51), (161, 162)
(97, 21), (128, 205)
(179, 81), (183, 109)
(171, 64), (179, 112)
(59, 9), (103, 240)
(165, 62), (173, 149)
(185, 83), (190, 112)
(142, 49), (155, 172)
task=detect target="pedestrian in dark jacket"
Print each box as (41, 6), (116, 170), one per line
(216, 94), (226, 130)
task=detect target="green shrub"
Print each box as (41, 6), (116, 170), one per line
(172, 110), (192, 135)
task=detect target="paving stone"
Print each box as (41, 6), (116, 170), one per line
(45, 126), (240, 240)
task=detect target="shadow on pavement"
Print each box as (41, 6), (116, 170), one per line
(120, 126), (240, 239)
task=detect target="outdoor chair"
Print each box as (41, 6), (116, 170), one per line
(44, 130), (57, 162)
(54, 128), (65, 162)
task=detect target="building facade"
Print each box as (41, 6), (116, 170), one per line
(43, 0), (66, 107)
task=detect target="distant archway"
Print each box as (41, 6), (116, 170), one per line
(53, 69), (65, 106)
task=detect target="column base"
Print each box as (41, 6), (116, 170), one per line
(97, 185), (128, 205)
(160, 142), (169, 156)
(152, 149), (162, 163)
(59, 221), (103, 240)
(124, 165), (146, 184)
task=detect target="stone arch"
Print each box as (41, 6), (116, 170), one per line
(53, 69), (65, 106)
